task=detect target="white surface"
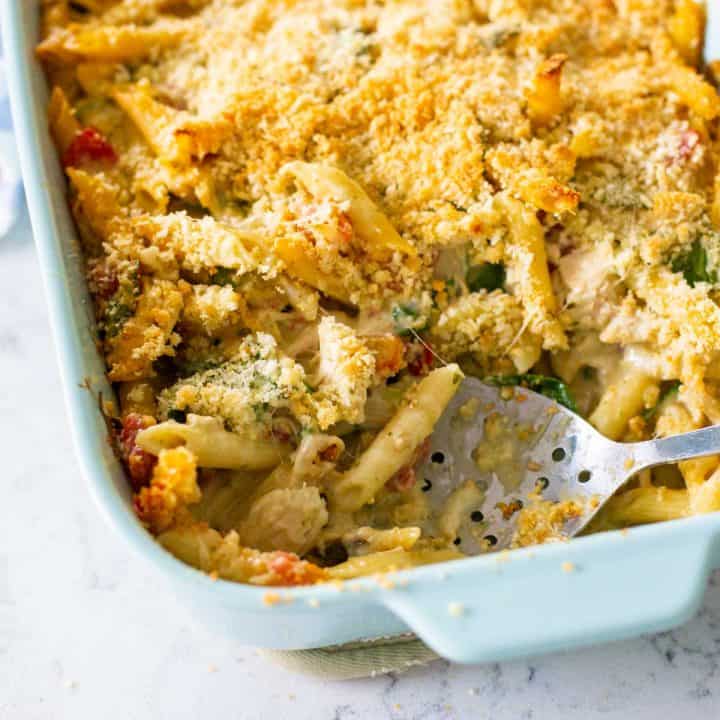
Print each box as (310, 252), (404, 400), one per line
(2, 213), (720, 719)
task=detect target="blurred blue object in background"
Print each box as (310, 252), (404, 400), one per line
(0, 30), (24, 240)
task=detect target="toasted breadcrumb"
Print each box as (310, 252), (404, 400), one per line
(159, 333), (314, 437)
(314, 316), (376, 429)
(134, 446), (200, 533)
(512, 496), (584, 548)
(106, 278), (184, 382)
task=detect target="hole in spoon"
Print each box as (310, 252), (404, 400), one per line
(552, 447), (566, 462)
(484, 535), (498, 547)
(578, 470), (591, 483)
(431, 451), (445, 464)
(535, 476), (550, 491)
(470, 510), (484, 522)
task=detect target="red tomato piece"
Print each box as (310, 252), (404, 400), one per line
(336, 211), (354, 246)
(63, 127), (117, 168)
(119, 413), (157, 490)
(385, 437), (431, 492)
(407, 344), (435, 377)
(385, 465), (417, 492)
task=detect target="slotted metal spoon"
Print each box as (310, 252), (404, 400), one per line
(417, 377), (720, 552)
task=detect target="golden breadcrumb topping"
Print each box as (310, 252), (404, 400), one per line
(314, 316), (376, 429)
(40, 0), (720, 585)
(134, 446), (201, 533)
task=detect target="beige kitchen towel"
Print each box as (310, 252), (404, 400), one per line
(260, 634), (440, 680)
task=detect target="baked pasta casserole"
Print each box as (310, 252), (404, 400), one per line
(38, 0), (720, 586)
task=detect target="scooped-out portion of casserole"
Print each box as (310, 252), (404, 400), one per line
(38, 0), (720, 586)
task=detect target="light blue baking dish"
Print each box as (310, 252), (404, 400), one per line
(5, 0), (720, 664)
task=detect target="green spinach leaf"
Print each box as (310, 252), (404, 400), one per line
(485, 373), (577, 412)
(211, 267), (240, 288)
(466, 262), (506, 293)
(391, 302), (428, 335)
(672, 240), (717, 287)
(642, 380), (681, 422)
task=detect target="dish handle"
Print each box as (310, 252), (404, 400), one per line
(381, 525), (719, 664)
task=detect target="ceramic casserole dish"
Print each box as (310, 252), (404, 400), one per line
(5, 0), (720, 663)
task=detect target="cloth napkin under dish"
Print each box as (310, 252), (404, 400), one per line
(260, 635), (440, 680)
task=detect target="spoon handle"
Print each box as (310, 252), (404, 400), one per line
(629, 425), (720, 471)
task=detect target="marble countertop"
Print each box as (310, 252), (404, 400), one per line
(3, 211), (720, 719)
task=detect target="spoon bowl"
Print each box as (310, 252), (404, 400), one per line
(418, 377), (720, 552)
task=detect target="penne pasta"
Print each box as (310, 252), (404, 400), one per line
(667, 0), (706, 66)
(665, 65), (720, 121)
(131, 213), (261, 275)
(113, 83), (232, 165)
(598, 487), (690, 528)
(327, 548), (463, 580)
(37, 21), (188, 62)
(274, 235), (357, 304)
(329, 365), (464, 513)
(67, 168), (124, 240)
(341, 526), (422, 555)
(589, 364), (658, 441)
(526, 53), (567, 126)
(137, 415), (290, 470)
(48, 86), (80, 152)
(497, 194), (566, 350)
(282, 162), (417, 260)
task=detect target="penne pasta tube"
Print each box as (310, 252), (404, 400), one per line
(589, 364), (658, 440)
(668, 0), (706, 66)
(526, 53), (567, 126)
(37, 21), (188, 63)
(329, 365), (464, 512)
(48, 86), (80, 153)
(341, 526), (422, 555)
(497, 194), (566, 350)
(665, 65), (720, 121)
(599, 487), (689, 527)
(327, 548), (463, 580)
(137, 415), (290, 470)
(282, 161), (417, 259)
(274, 236), (356, 304)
